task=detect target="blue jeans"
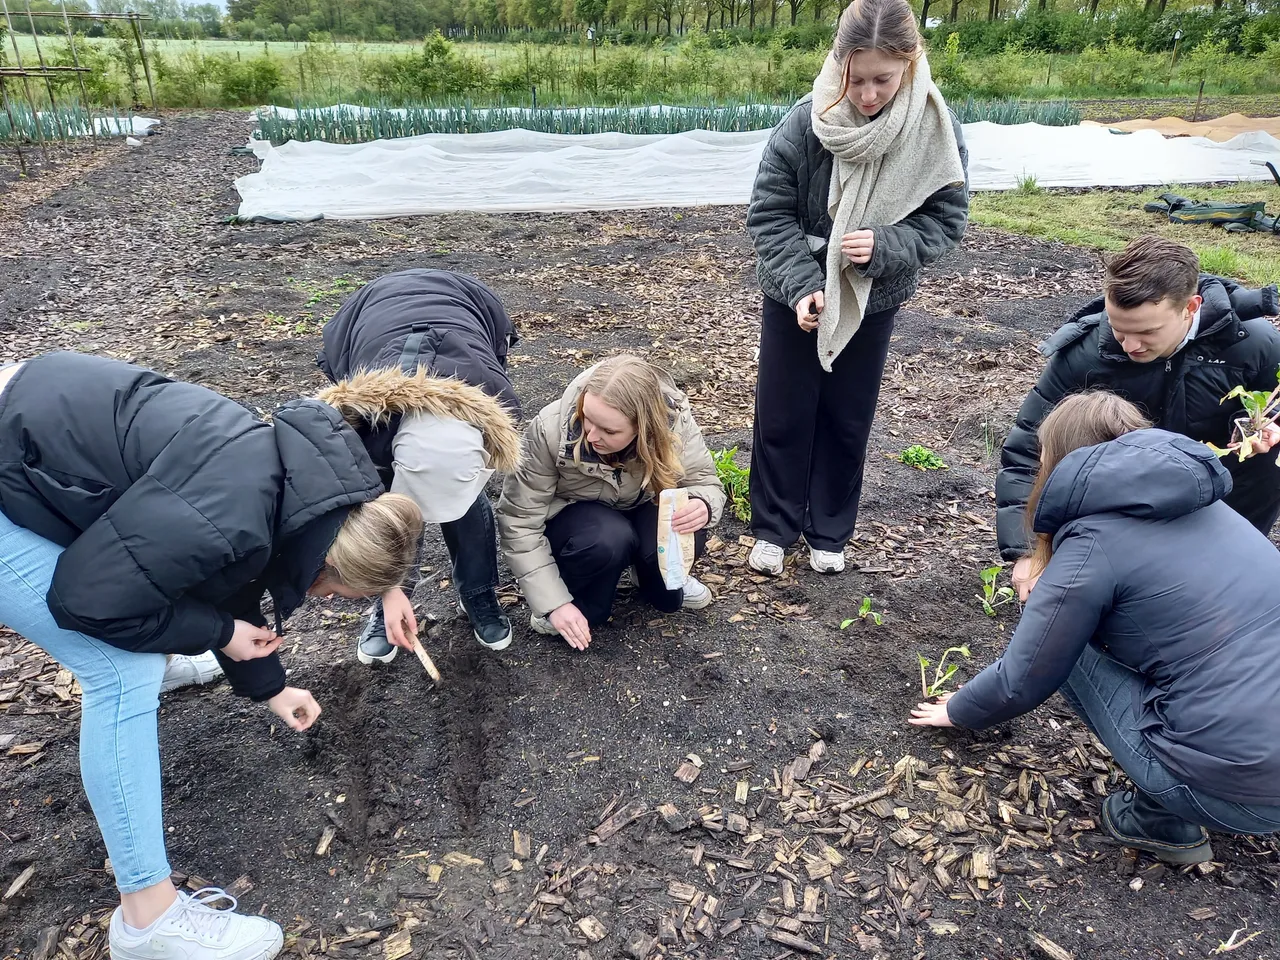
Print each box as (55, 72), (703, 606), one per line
(1061, 643), (1280, 836)
(439, 491), (500, 602)
(0, 508), (171, 893)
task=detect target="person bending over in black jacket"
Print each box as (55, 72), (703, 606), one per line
(914, 391), (1280, 864)
(0, 354), (421, 960)
(997, 235), (1280, 600)
(317, 269), (523, 662)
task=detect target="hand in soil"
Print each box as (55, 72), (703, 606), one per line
(550, 602), (592, 651)
(672, 498), (710, 534)
(795, 291), (824, 332)
(1012, 555), (1041, 603)
(381, 587), (418, 650)
(222, 621), (283, 661)
(909, 691), (955, 728)
(268, 687), (322, 731)
(841, 229), (876, 265)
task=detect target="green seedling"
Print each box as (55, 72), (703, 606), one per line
(841, 596), (882, 629)
(712, 447), (751, 523)
(918, 644), (971, 698)
(898, 445), (947, 471)
(1208, 367), (1280, 462)
(977, 565), (1016, 617)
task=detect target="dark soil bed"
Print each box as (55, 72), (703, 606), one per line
(1, 111), (1277, 960)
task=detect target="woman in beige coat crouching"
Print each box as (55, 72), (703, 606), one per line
(497, 355), (725, 650)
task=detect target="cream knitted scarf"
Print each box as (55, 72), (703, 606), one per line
(811, 51), (965, 371)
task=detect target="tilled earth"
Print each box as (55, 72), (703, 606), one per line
(2, 112), (1279, 960)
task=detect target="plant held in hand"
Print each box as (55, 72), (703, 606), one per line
(1207, 368), (1280, 462)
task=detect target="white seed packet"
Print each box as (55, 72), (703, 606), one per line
(657, 488), (695, 592)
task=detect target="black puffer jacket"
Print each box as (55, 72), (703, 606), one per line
(953, 429), (1280, 805)
(318, 269), (520, 413)
(746, 95), (970, 315)
(0, 353), (383, 700)
(996, 276), (1280, 559)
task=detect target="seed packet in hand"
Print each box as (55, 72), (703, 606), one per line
(657, 488), (694, 591)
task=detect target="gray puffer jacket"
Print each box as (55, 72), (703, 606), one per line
(950, 429), (1280, 806)
(747, 95), (970, 315)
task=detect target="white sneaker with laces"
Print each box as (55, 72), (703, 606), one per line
(681, 577), (713, 610)
(109, 888), (283, 960)
(160, 651), (225, 694)
(809, 546), (846, 574)
(748, 539), (785, 576)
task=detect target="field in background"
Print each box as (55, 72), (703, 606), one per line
(8, 33), (1280, 109)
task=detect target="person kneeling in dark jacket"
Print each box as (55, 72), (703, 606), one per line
(913, 391), (1280, 863)
(997, 235), (1280, 600)
(317, 269), (523, 661)
(0, 353), (421, 958)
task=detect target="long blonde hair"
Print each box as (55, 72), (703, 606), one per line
(326, 493), (423, 594)
(1025, 392), (1151, 575)
(571, 355), (685, 497)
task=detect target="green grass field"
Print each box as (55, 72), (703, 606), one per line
(971, 183), (1280, 286)
(7, 34), (1279, 109)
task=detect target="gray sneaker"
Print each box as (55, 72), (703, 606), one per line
(356, 605), (397, 665)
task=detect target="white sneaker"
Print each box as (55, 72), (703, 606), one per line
(160, 651), (225, 694)
(109, 888), (283, 960)
(529, 613), (560, 636)
(748, 539), (785, 576)
(681, 577), (713, 610)
(809, 546), (846, 574)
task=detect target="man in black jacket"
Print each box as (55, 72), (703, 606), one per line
(997, 236), (1280, 596)
(318, 269), (523, 662)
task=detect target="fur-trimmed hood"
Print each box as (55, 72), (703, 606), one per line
(317, 367), (521, 473)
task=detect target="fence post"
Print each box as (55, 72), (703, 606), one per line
(129, 12), (157, 113)
(0, 0), (48, 157)
(17, 0), (68, 141)
(0, 76), (29, 174)
(57, 0), (96, 144)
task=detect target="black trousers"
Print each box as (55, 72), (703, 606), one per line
(546, 501), (707, 627)
(750, 294), (899, 553)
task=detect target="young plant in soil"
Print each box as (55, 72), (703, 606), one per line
(712, 447), (751, 522)
(977, 565), (1016, 617)
(898, 444), (947, 470)
(841, 596), (882, 628)
(1206, 369), (1280, 462)
(918, 644), (971, 698)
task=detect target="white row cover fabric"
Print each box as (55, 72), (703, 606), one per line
(250, 103), (774, 121)
(235, 121), (1280, 222)
(33, 113), (161, 137)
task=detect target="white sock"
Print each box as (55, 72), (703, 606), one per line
(122, 896), (178, 938)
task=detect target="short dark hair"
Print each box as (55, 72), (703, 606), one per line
(1104, 236), (1200, 310)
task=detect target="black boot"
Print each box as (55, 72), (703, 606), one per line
(356, 602), (397, 666)
(458, 592), (513, 652)
(1102, 789), (1214, 864)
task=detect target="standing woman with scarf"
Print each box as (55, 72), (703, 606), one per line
(745, 0), (969, 576)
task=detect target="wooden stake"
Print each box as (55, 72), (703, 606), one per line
(410, 636), (442, 685)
